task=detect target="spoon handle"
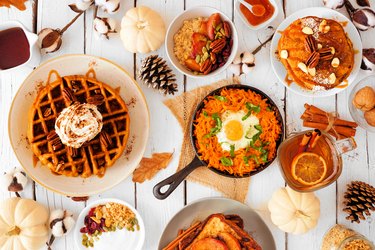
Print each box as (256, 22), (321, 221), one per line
(237, 0), (254, 12)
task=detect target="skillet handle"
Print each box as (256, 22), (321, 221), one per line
(153, 156), (203, 200)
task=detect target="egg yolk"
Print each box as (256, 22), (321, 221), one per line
(224, 120), (243, 141)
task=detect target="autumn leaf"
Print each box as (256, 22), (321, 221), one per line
(132, 152), (173, 183)
(0, 0), (28, 11)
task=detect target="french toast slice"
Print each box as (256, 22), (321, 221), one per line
(179, 214), (261, 250)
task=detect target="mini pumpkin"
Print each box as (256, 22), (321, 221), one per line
(120, 6), (166, 53)
(0, 197), (49, 250)
(268, 186), (320, 234)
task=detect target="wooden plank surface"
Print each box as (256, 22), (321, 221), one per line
(0, 0), (374, 249)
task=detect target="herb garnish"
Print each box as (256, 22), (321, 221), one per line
(229, 144), (235, 158)
(214, 95), (227, 102)
(220, 157), (233, 166)
(203, 110), (208, 117)
(203, 113), (222, 138)
(242, 102), (260, 121)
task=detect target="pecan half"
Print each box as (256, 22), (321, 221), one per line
(319, 48), (334, 61)
(47, 131), (63, 150)
(71, 196), (89, 202)
(55, 161), (64, 172)
(43, 107), (52, 117)
(223, 21), (231, 38)
(304, 35), (317, 53)
(62, 88), (77, 105)
(210, 53), (217, 64)
(67, 146), (78, 157)
(100, 131), (112, 147)
(87, 94), (105, 106)
(200, 59), (212, 75)
(305, 51), (320, 68)
(210, 38), (226, 53)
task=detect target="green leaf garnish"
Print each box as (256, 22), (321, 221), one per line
(243, 156), (250, 165)
(203, 113), (222, 138)
(203, 110), (208, 117)
(242, 102), (261, 121)
(220, 157), (233, 166)
(214, 95), (227, 102)
(266, 107), (272, 112)
(230, 144), (235, 158)
(261, 151), (268, 163)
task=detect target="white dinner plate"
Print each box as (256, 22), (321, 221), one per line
(158, 197), (276, 250)
(74, 198), (145, 250)
(8, 54), (149, 196)
(270, 7), (362, 97)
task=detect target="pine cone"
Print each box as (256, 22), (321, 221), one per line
(138, 55), (178, 95)
(343, 181), (375, 223)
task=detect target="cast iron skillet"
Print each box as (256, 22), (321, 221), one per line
(153, 85), (284, 199)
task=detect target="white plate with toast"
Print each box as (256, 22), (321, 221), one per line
(158, 197), (276, 250)
(8, 54), (149, 197)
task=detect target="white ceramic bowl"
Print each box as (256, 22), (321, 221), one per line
(8, 54), (149, 197)
(74, 198), (145, 250)
(270, 7), (362, 97)
(165, 6), (238, 78)
(235, 0), (279, 30)
(349, 75), (375, 133)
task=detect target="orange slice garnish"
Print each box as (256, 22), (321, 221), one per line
(291, 152), (327, 186)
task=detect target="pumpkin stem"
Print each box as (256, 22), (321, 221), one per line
(6, 226), (21, 236)
(295, 210), (311, 219)
(136, 21), (148, 30)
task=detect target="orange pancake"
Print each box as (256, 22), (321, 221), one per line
(278, 16), (354, 90)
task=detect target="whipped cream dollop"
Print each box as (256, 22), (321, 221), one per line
(55, 103), (103, 148)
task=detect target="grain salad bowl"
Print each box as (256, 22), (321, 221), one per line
(166, 6), (238, 78)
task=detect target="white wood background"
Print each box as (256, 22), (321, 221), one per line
(1, 0), (375, 249)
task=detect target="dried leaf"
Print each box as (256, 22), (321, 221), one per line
(132, 152), (173, 183)
(0, 0), (27, 10)
(68, 3), (84, 13)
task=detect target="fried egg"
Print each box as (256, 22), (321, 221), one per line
(216, 110), (260, 151)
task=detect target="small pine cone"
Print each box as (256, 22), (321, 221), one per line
(138, 55), (178, 95)
(343, 181), (375, 223)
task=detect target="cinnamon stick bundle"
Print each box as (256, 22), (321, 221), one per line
(301, 104), (357, 139)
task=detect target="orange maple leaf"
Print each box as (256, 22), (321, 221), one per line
(132, 152), (173, 183)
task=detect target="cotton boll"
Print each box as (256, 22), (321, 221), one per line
(49, 209), (75, 237)
(228, 64), (241, 76)
(98, 0), (120, 14)
(93, 17), (116, 39)
(241, 51), (255, 65)
(232, 54), (242, 65)
(75, 0), (93, 11)
(0, 167), (28, 193)
(241, 63), (253, 75)
(323, 0), (344, 9)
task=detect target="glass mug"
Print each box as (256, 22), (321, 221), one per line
(277, 130), (357, 192)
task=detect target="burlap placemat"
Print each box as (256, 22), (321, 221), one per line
(164, 77), (250, 202)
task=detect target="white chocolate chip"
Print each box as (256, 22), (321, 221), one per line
(280, 50), (288, 59)
(329, 73), (336, 84)
(298, 62), (308, 73)
(330, 47), (335, 54)
(323, 25), (331, 33)
(317, 43), (323, 50)
(308, 67), (316, 76)
(302, 27), (314, 35)
(331, 57), (340, 68)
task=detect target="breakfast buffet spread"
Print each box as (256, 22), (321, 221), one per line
(1, 0), (375, 249)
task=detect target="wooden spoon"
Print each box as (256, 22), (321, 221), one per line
(238, 0), (266, 17)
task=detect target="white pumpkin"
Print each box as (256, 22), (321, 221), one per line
(0, 198), (49, 250)
(268, 186), (320, 234)
(120, 6), (166, 53)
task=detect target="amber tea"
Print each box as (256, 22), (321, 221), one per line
(277, 129), (354, 192)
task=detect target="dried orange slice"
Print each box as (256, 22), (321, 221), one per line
(291, 152), (327, 186)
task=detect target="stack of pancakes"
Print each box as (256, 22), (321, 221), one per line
(278, 16), (354, 90)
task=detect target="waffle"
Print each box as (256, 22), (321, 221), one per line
(278, 16), (354, 90)
(27, 70), (130, 178)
